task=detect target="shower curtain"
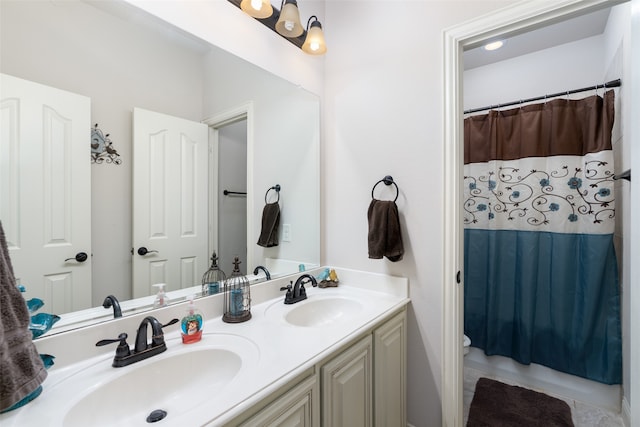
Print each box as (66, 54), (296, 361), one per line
(463, 90), (622, 385)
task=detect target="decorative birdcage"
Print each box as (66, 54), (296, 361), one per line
(222, 257), (251, 323)
(201, 252), (226, 296)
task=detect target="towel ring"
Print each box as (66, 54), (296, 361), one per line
(371, 175), (398, 202)
(265, 184), (281, 204)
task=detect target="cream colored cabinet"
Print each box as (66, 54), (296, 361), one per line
(321, 335), (373, 426)
(239, 375), (319, 427)
(373, 311), (406, 427)
(231, 309), (406, 427)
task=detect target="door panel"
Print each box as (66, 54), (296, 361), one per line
(0, 73), (91, 313)
(132, 108), (208, 297)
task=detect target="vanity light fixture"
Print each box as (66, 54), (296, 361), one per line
(275, 0), (303, 38)
(301, 16), (327, 55)
(228, 0), (327, 55)
(240, 0), (273, 19)
(483, 40), (505, 51)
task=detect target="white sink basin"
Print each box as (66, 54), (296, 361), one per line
(63, 347), (239, 426)
(11, 334), (259, 427)
(268, 296), (364, 327)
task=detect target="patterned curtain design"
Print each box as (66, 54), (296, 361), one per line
(463, 90), (622, 384)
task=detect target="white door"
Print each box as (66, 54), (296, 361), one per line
(132, 108), (209, 298)
(0, 73), (92, 313)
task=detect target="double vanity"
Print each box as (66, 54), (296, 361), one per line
(0, 268), (409, 426)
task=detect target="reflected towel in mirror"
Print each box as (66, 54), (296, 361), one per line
(257, 203), (280, 247)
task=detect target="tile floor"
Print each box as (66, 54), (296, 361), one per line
(463, 366), (625, 426)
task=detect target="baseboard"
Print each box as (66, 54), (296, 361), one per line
(621, 396), (631, 427)
(465, 348), (622, 412)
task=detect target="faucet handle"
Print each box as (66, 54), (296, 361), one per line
(280, 281), (293, 300)
(279, 283), (292, 292)
(162, 318), (179, 328)
(96, 333), (131, 359)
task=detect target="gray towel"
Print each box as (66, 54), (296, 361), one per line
(367, 199), (404, 262)
(0, 221), (47, 411)
(257, 203), (280, 247)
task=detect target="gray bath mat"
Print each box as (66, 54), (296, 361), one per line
(467, 377), (574, 426)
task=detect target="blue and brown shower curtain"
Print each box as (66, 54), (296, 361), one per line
(463, 90), (622, 384)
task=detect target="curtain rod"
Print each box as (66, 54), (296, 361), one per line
(464, 79), (621, 115)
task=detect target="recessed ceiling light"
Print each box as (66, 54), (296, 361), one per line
(483, 40), (505, 51)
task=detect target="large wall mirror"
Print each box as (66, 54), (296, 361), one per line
(0, 0), (320, 334)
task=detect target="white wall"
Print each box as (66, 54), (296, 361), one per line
(125, 0), (325, 97)
(322, 1), (516, 425)
(464, 35), (605, 110)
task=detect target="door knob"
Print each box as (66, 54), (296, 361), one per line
(137, 247), (158, 256)
(65, 252), (88, 263)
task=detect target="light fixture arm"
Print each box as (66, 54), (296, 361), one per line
(306, 15), (318, 30)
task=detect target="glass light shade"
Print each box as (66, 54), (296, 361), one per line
(240, 0), (273, 19)
(301, 20), (327, 55)
(275, 0), (303, 38)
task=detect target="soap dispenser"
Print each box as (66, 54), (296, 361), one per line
(181, 295), (203, 344)
(152, 283), (168, 308)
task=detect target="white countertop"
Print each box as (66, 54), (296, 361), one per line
(0, 267), (409, 426)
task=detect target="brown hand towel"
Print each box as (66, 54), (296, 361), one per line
(367, 199), (404, 262)
(0, 221), (47, 411)
(257, 202), (280, 247)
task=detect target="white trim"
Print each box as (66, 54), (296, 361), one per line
(442, 1), (627, 426)
(202, 102), (255, 270)
(628, 1), (640, 424)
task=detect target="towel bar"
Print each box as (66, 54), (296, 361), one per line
(371, 175), (399, 202)
(265, 184), (281, 203)
(613, 169), (631, 182)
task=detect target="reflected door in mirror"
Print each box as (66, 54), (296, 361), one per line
(132, 108), (209, 297)
(1, 74), (92, 313)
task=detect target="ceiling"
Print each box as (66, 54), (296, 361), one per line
(463, 8), (611, 70)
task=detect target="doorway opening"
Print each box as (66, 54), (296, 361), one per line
(217, 118), (248, 270)
(203, 102), (254, 275)
(442, 1), (634, 425)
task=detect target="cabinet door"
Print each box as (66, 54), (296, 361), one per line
(321, 335), (372, 427)
(374, 311), (406, 427)
(240, 375), (319, 427)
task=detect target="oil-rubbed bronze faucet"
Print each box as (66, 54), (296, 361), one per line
(282, 274), (318, 304)
(102, 295), (122, 318)
(253, 265), (271, 281)
(96, 316), (178, 367)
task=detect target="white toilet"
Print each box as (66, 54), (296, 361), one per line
(463, 334), (471, 355)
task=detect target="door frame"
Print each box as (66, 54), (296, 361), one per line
(441, 1), (632, 425)
(202, 102), (254, 272)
